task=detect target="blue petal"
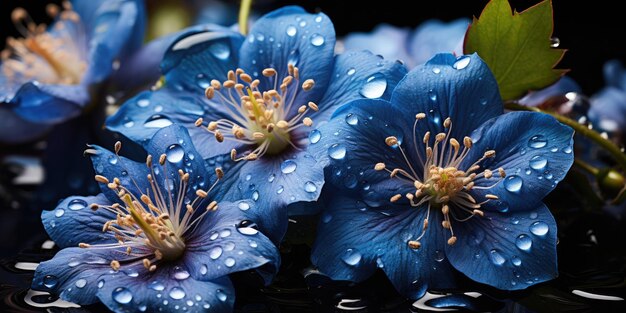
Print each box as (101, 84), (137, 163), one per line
(445, 203), (558, 290)
(42, 194), (117, 248)
(602, 59), (626, 91)
(184, 201), (280, 285)
(0, 107), (51, 144)
(309, 98), (415, 202)
(96, 265), (235, 312)
(342, 24), (412, 65)
(314, 50), (408, 123)
(407, 18), (470, 66)
(11, 83), (88, 124)
(32, 247), (117, 305)
(390, 53), (503, 141)
(462, 111), (574, 213)
(161, 27), (244, 93)
(239, 6), (336, 114)
(311, 195), (457, 299)
(589, 87), (626, 134)
(518, 76), (581, 107)
(83, 0), (146, 84)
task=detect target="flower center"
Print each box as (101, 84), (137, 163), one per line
(1, 2), (86, 85)
(375, 114), (506, 250)
(81, 142), (222, 272)
(195, 64), (317, 161)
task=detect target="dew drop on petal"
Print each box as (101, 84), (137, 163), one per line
(309, 129), (321, 144)
(528, 135), (548, 148)
(347, 68), (356, 76)
(75, 279), (87, 288)
(286, 25), (297, 36)
(166, 144), (185, 163)
(504, 175), (523, 192)
(434, 250), (445, 262)
(137, 96), (150, 107)
(200, 265), (208, 275)
(515, 234), (532, 251)
(345, 113), (358, 125)
(328, 144), (346, 160)
(149, 281), (164, 291)
(530, 221), (549, 236)
(287, 49), (300, 66)
(210, 246), (223, 259)
(489, 249), (506, 265)
(341, 249), (362, 266)
(304, 181), (317, 193)
(281, 160), (297, 174)
(43, 275), (58, 288)
(238, 201), (250, 211)
(452, 56), (471, 69)
(98, 280), (105, 288)
(216, 289), (227, 302)
(511, 256), (522, 266)
(360, 73), (387, 99)
(310, 33), (325, 46)
(173, 267), (190, 280)
(529, 155), (548, 170)
(68, 199), (87, 211)
(432, 67), (441, 74)
(224, 257), (236, 267)
(144, 115), (173, 128)
(220, 229), (231, 238)
(169, 287), (185, 300)
(55, 209), (65, 217)
(113, 287), (133, 304)
(209, 42), (230, 60)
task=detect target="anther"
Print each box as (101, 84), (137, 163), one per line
(253, 132), (265, 139)
(435, 133), (446, 142)
(11, 8), (27, 22)
(246, 153), (258, 161)
(207, 201), (218, 211)
(159, 154), (166, 165)
(207, 121), (218, 131)
(385, 136), (398, 146)
(215, 131), (224, 142)
(302, 79), (315, 91)
(308, 101), (319, 111)
(211, 80), (221, 89)
(110, 260), (120, 271)
(230, 149), (237, 160)
(423, 132), (431, 144)
(205, 87), (214, 99)
(447, 236), (457, 245)
(484, 150), (496, 158)
(390, 194), (402, 202)
(298, 105), (307, 114)
(484, 169), (493, 179)
(408, 240), (421, 249)
(240, 73), (252, 83)
(143, 258), (151, 269)
(262, 68), (277, 77)
(95, 175), (109, 184)
(442, 220), (451, 229)
(276, 120), (289, 128)
(79, 243), (90, 248)
(146, 155), (153, 168)
(415, 113), (426, 120)
(374, 163), (386, 171)
(114, 141), (122, 154)
(154, 250), (163, 260)
(196, 190), (208, 198)
(90, 203), (99, 211)
(303, 117), (313, 126)
(444, 117), (452, 128)
(498, 168), (506, 177)
(215, 167), (224, 179)
(472, 209), (485, 217)
(485, 194), (499, 200)
(442, 205), (450, 214)
(463, 136), (473, 148)
(149, 265), (157, 272)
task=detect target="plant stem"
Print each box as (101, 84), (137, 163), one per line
(238, 0), (253, 35)
(574, 158), (599, 176)
(505, 102), (626, 172)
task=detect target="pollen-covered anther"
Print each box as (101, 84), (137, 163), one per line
(303, 117), (313, 126)
(302, 79), (315, 91)
(447, 236), (457, 245)
(110, 260), (120, 270)
(415, 113), (426, 120)
(485, 194), (499, 200)
(196, 189), (208, 198)
(94, 175), (109, 184)
(385, 136), (398, 146)
(408, 240), (421, 249)
(78, 243), (90, 248)
(215, 167), (224, 179)
(374, 162), (386, 171)
(390, 194), (402, 202)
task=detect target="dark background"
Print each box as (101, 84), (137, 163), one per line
(1, 0), (625, 97)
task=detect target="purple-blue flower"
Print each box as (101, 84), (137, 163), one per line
(106, 6), (407, 215)
(32, 125), (281, 312)
(0, 0), (145, 144)
(308, 53), (575, 298)
(589, 60), (626, 139)
(342, 18), (469, 69)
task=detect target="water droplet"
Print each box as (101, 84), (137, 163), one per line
(511, 256), (522, 266)
(220, 229), (231, 237)
(195, 74), (210, 88)
(562, 146), (572, 154)
(434, 250), (445, 262)
(169, 287), (185, 300)
(341, 249), (362, 266)
(428, 90), (437, 101)
(281, 160), (297, 174)
(310, 33), (324, 46)
(299, 20), (307, 27)
(432, 67), (441, 74)
(304, 181), (317, 193)
(528, 135), (548, 148)
(345, 113), (358, 125)
(144, 115), (173, 128)
(347, 68), (356, 75)
(166, 144), (184, 163)
(504, 175), (523, 192)
(315, 16), (323, 22)
(203, 303), (211, 309)
(216, 289), (227, 302)
(223, 242), (235, 251)
(252, 190), (259, 201)
(124, 120), (134, 128)
(113, 287), (133, 304)
(286, 25), (297, 36)
(287, 49), (300, 66)
(43, 275), (58, 288)
(530, 221), (549, 236)
(376, 257), (384, 268)
(149, 281), (165, 291)
(174, 267), (190, 280)
(207, 42), (230, 60)
(276, 185), (284, 194)
(224, 257), (236, 267)
(209, 232), (219, 240)
(75, 279), (87, 288)
(529, 155), (548, 170)
(98, 280), (104, 288)
(238, 201), (250, 211)
(68, 199), (87, 211)
(529, 211), (538, 219)
(267, 174), (275, 183)
(516, 234), (533, 251)
(137, 97), (150, 107)
(210, 247), (223, 259)
(328, 144), (346, 160)
(55, 209), (65, 217)
(360, 73), (387, 98)
(489, 249), (506, 265)
(309, 129), (321, 144)
(200, 265), (208, 275)
(453, 56), (471, 69)
(550, 37), (560, 48)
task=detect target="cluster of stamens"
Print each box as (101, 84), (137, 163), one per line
(375, 114), (506, 250)
(195, 64), (318, 161)
(81, 142), (222, 272)
(2, 2), (87, 85)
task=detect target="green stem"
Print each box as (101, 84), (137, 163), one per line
(505, 102), (626, 172)
(574, 158), (599, 176)
(238, 0), (253, 35)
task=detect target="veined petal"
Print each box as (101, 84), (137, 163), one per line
(311, 195), (457, 299)
(42, 194), (117, 248)
(10, 82), (88, 124)
(390, 53), (503, 141)
(445, 203), (558, 290)
(462, 111), (574, 213)
(239, 6), (336, 114)
(314, 50), (408, 123)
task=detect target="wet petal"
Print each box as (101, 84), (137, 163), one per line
(311, 195), (457, 299)
(239, 6), (336, 114)
(445, 203), (558, 290)
(391, 53), (503, 141)
(11, 83), (88, 124)
(41, 194), (117, 248)
(407, 18), (470, 66)
(462, 111), (574, 213)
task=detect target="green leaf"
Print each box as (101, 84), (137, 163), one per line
(464, 0), (567, 101)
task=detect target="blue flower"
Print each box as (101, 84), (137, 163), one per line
(0, 0), (145, 144)
(106, 6), (407, 215)
(342, 18), (469, 69)
(32, 125), (281, 312)
(589, 60), (626, 139)
(308, 53), (574, 298)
